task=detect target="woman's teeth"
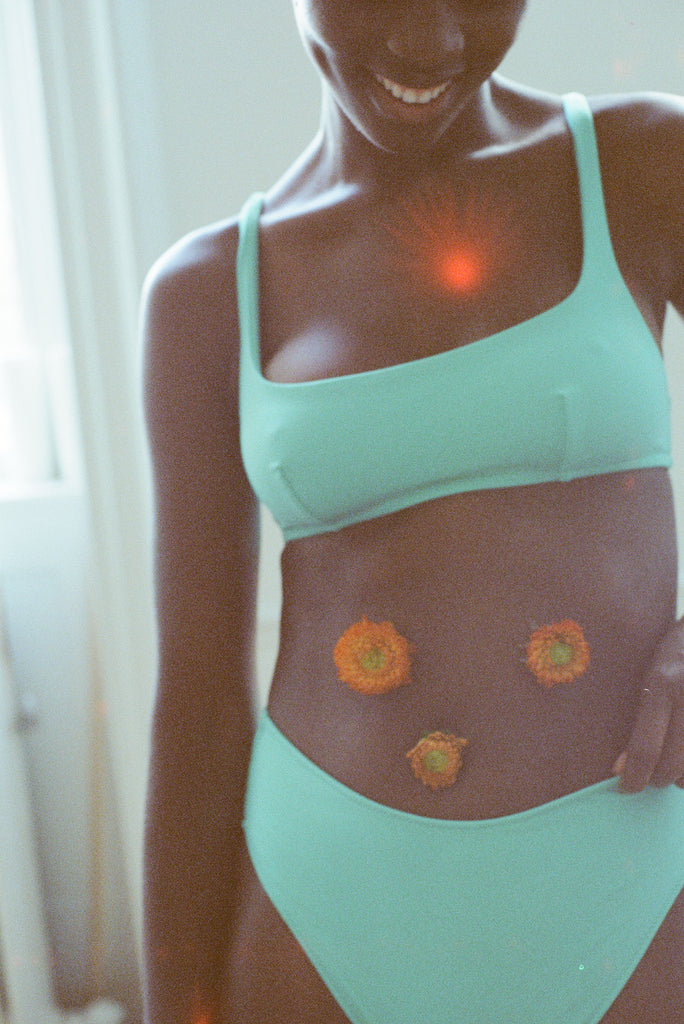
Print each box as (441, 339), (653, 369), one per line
(375, 74), (451, 105)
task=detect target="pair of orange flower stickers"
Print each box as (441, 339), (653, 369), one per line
(333, 615), (590, 790)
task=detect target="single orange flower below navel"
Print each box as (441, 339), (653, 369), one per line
(407, 732), (468, 790)
(525, 619), (590, 688)
(333, 616), (413, 694)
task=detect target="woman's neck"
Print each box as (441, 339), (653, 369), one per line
(311, 76), (505, 192)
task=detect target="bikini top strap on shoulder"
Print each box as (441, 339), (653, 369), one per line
(561, 92), (617, 278)
(236, 190), (266, 378)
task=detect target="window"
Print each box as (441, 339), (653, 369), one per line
(0, 0), (82, 494)
(0, 128), (58, 484)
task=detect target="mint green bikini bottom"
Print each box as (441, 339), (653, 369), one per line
(243, 711), (684, 1024)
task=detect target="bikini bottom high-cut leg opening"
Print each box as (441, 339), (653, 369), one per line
(243, 711), (684, 1024)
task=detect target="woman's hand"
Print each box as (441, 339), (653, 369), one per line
(613, 619), (684, 791)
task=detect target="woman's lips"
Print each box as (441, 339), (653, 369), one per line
(373, 72), (452, 105)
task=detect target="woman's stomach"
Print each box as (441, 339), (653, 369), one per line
(266, 469), (678, 819)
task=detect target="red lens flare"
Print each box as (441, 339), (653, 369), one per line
(378, 183), (516, 296)
(435, 249), (484, 292)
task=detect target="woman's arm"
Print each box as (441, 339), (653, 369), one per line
(638, 92), (684, 320)
(614, 92), (684, 317)
(608, 93), (684, 791)
(141, 224), (260, 1024)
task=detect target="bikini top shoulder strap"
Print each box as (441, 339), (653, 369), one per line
(236, 191), (266, 376)
(561, 92), (616, 271)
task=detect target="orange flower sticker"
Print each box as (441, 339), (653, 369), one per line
(333, 616), (412, 694)
(526, 619), (590, 688)
(407, 732), (467, 790)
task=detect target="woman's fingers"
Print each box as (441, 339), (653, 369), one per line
(615, 625), (684, 792)
(651, 703), (684, 787)
(617, 688), (674, 792)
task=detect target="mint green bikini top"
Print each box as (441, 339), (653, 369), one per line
(236, 93), (671, 543)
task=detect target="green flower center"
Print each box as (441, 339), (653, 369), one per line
(549, 640), (574, 667)
(359, 646), (387, 672)
(423, 750), (450, 773)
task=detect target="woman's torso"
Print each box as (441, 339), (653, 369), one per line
(223, 86), (679, 1020)
(268, 472), (676, 819)
(249, 90), (675, 818)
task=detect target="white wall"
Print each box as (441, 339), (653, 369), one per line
(110, 0), (319, 253)
(502, 0), (684, 94)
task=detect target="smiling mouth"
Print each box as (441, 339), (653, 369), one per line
(374, 73), (452, 105)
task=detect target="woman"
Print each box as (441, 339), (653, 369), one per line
(141, 1), (684, 1021)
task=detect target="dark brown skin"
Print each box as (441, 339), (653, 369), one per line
(142, 2), (684, 1022)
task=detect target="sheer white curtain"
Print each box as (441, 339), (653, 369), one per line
(0, 5), (79, 492)
(0, 136), (52, 484)
(0, 0), (156, 974)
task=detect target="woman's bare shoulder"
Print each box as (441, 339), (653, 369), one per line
(589, 92), (684, 312)
(142, 215), (245, 433)
(142, 216), (241, 344)
(589, 91), (684, 187)
(497, 77), (684, 148)
(589, 89), (684, 121)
